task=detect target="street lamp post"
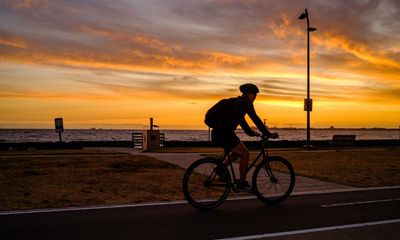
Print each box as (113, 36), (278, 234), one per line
(298, 8), (316, 148)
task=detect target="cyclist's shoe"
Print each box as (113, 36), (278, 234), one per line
(233, 180), (254, 192)
(215, 166), (227, 182)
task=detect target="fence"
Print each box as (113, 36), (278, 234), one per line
(132, 132), (143, 149)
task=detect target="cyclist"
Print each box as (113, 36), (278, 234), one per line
(205, 83), (279, 191)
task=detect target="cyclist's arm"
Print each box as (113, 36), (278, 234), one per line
(238, 117), (258, 136)
(247, 104), (272, 137)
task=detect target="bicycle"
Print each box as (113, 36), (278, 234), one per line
(182, 136), (296, 209)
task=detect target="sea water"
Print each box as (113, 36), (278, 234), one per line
(0, 129), (399, 142)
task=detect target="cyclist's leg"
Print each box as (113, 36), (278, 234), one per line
(222, 152), (240, 167)
(211, 129), (241, 167)
(230, 152), (240, 163)
(211, 129), (245, 175)
(230, 142), (250, 181)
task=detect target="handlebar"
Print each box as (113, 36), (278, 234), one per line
(260, 135), (270, 141)
(256, 132), (278, 141)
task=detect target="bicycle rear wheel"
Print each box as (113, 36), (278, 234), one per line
(182, 158), (231, 209)
(252, 156), (295, 204)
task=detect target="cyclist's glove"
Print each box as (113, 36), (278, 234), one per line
(262, 131), (272, 138)
(250, 131), (259, 137)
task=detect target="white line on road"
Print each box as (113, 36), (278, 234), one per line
(321, 198), (400, 208)
(291, 185), (400, 196)
(216, 219), (400, 240)
(0, 200), (188, 216)
(0, 185), (398, 216)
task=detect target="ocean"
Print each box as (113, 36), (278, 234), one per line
(0, 129), (399, 142)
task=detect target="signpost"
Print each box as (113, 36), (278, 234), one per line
(298, 8), (317, 148)
(54, 118), (64, 142)
(304, 99), (313, 112)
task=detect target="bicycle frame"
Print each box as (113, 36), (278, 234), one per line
(221, 139), (269, 182)
(183, 137), (295, 209)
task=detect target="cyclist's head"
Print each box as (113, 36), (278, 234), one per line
(240, 83), (259, 102)
(239, 83), (259, 95)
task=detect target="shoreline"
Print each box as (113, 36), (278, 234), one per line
(2, 129), (399, 143)
(1, 127), (399, 130)
(1, 139), (399, 150)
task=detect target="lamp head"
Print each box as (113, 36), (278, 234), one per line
(308, 27), (317, 32)
(298, 12), (307, 20)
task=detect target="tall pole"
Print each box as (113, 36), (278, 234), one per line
(306, 9), (311, 148)
(298, 8), (316, 148)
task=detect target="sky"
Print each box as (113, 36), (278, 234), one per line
(0, 0), (399, 129)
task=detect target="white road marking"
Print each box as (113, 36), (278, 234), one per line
(0, 201), (186, 216)
(321, 198), (400, 208)
(0, 185), (398, 216)
(216, 219), (400, 240)
(291, 185), (400, 196)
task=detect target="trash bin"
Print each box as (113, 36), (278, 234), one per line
(143, 118), (161, 151)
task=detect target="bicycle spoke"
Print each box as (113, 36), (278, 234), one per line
(183, 158), (231, 209)
(253, 157), (295, 204)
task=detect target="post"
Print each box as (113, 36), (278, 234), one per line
(54, 118), (64, 143)
(298, 8), (316, 148)
(306, 8), (311, 148)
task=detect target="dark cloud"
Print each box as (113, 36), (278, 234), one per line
(1, 0), (398, 71)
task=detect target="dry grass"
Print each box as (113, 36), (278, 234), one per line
(272, 147), (400, 187)
(206, 147), (400, 188)
(0, 149), (186, 211)
(1, 147), (399, 211)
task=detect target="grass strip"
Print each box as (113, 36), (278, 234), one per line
(0, 149), (185, 211)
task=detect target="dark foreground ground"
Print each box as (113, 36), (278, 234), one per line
(1, 147), (399, 211)
(1, 188), (399, 240)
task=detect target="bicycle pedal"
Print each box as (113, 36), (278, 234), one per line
(232, 185), (256, 193)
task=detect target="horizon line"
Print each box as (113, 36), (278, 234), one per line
(0, 127), (399, 130)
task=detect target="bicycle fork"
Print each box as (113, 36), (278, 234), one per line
(264, 161), (278, 184)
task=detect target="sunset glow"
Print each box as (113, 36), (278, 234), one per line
(0, 0), (399, 129)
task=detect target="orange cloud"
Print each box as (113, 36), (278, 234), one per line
(268, 13), (302, 39)
(3, 0), (49, 10)
(0, 36), (27, 48)
(314, 32), (400, 69)
(0, 89), (115, 101)
(80, 26), (175, 53)
(0, 27), (253, 75)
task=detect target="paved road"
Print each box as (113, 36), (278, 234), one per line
(1, 188), (399, 240)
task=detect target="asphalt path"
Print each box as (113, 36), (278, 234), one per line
(1, 188), (399, 240)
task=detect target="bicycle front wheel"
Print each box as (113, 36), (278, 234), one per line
(252, 156), (295, 204)
(182, 158), (231, 209)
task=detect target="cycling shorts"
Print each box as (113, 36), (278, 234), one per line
(211, 129), (240, 151)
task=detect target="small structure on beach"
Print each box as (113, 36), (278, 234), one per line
(132, 118), (164, 151)
(143, 118), (160, 151)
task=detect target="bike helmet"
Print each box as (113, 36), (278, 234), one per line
(239, 83), (259, 94)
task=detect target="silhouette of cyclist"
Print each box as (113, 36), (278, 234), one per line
(205, 83), (279, 191)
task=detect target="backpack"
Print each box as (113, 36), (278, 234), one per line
(204, 98), (237, 128)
